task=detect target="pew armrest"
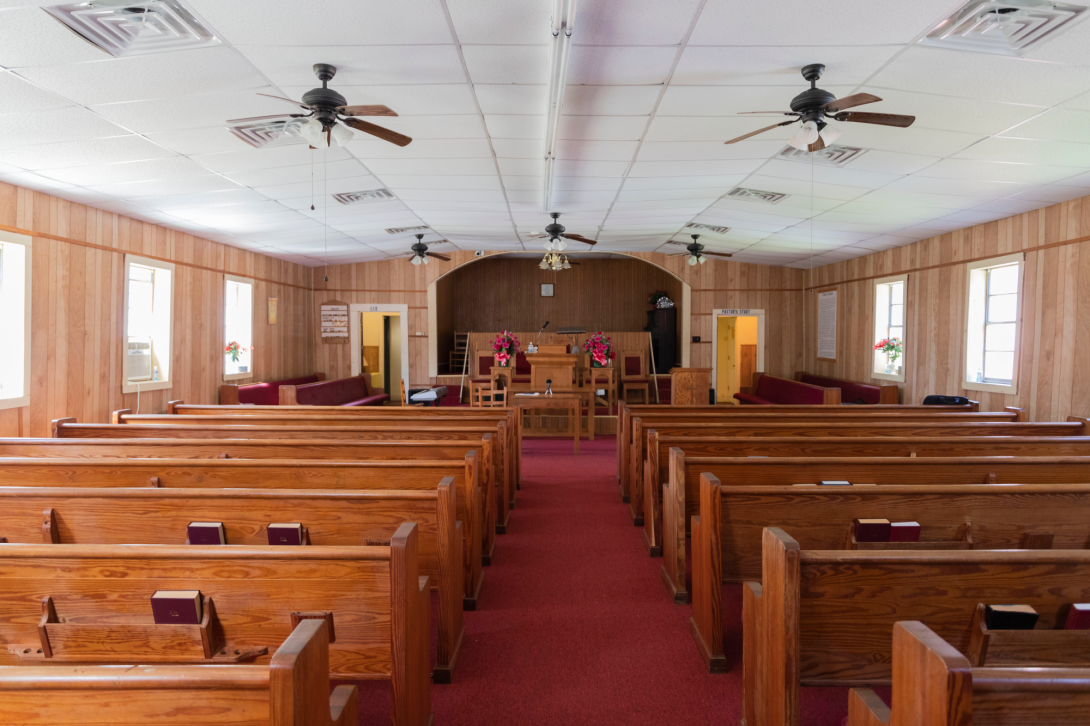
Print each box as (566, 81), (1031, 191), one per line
(847, 689), (890, 726)
(329, 685), (359, 726)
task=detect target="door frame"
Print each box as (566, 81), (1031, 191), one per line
(710, 308), (766, 401)
(350, 304), (410, 386)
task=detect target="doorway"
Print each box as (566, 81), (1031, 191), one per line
(710, 309), (765, 405)
(350, 304), (409, 400)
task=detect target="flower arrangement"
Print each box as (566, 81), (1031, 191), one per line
(582, 332), (615, 368)
(874, 337), (903, 369)
(225, 341), (252, 362)
(491, 330), (520, 367)
(648, 290), (669, 306)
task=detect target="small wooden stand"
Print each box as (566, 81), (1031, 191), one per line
(669, 367), (711, 406)
(14, 595), (268, 664)
(967, 602), (1090, 667)
(846, 520), (974, 550)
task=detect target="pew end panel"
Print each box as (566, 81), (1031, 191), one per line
(846, 689), (891, 726)
(968, 602), (1090, 667)
(390, 522), (433, 726)
(689, 473), (726, 674)
(659, 448), (689, 603)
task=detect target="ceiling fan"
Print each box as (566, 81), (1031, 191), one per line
(725, 64), (915, 152)
(406, 234), (451, 266)
(227, 63), (412, 148)
(527, 213), (598, 251)
(667, 234), (733, 266)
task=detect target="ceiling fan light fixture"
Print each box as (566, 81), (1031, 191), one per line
(788, 120), (820, 151)
(299, 118), (323, 146)
(687, 255), (698, 266)
(422, 255), (430, 265)
(330, 122), (354, 147)
(539, 258), (549, 270)
(820, 125), (842, 146)
(698, 254), (707, 265)
(411, 255), (422, 266)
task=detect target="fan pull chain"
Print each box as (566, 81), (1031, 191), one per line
(323, 146), (329, 282)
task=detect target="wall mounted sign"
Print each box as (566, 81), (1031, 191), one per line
(541, 283), (554, 297)
(320, 300), (349, 344)
(267, 297), (277, 325)
(817, 288), (838, 361)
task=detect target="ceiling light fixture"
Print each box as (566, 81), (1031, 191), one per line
(788, 120), (820, 151)
(540, 250), (571, 272)
(330, 122), (354, 147)
(542, 0), (577, 214)
(299, 118), (323, 146)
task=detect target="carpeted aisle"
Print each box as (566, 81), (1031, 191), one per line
(352, 437), (853, 724)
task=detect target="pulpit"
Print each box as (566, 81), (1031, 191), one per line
(670, 367), (712, 406)
(525, 349), (579, 391)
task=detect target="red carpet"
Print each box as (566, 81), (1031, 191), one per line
(347, 438), (860, 724)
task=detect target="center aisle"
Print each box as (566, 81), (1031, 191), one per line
(415, 438), (850, 725)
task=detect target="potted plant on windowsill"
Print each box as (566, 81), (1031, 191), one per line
(874, 337), (902, 375)
(491, 330), (519, 367)
(225, 341), (253, 373)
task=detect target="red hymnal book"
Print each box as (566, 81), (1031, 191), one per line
(151, 590), (202, 625)
(1066, 603), (1090, 630)
(268, 522), (304, 546)
(985, 604), (1039, 630)
(187, 522), (226, 545)
(889, 521), (921, 542)
(854, 518), (891, 542)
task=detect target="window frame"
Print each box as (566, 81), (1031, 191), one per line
(871, 273), (908, 383)
(0, 231), (32, 411)
(962, 252), (1024, 396)
(121, 254), (175, 394)
(223, 273), (255, 382)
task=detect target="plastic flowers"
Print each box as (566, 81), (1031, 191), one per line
(225, 341), (251, 362)
(582, 332), (615, 367)
(873, 337), (903, 366)
(491, 330), (520, 366)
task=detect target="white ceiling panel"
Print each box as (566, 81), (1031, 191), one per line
(492, 139), (545, 159)
(953, 137), (1090, 167)
(86, 175), (246, 199)
(193, 146), (352, 174)
(620, 174), (747, 190)
(138, 189), (270, 211)
(628, 159), (766, 178)
(656, 84), (855, 117)
(382, 174), (502, 190)
(364, 158), (497, 176)
(553, 159), (628, 177)
(92, 87), (294, 134)
(446, 0), (551, 44)
(0, 134), (175, 170)
(240, 45), (466, 88)
(368, 115), (486, 140)
(577, 0), (703, 45)
(396, 188), (508, 202)
(558, 115), (648, 140)
(915, 158), (1080, 185)
(252, 175), (384, 201)
(41, 157), (214, 186)
(462, 45), (550, 84)
(484, 114), (545, 139)
(562, 85), (662, 116)
(860, 88), (1048, 136)
(350, 137), (494, 160)
(144, 127), (254, 157)
(843, 150), (943, 176)
(187, 0), (453, 45)
(672, 46), (900, 87)
(637, 140), (784, 162)
(1002, 108), (1090, 144)
(474, 84), (547, 115)
(0, 6), (109, 67)
(0, 171), (73, 190)
(829, 124), (983, 158)
(0, 106), (129, 149)
(879, 175), (1030, 198)
(758, 159), (904, 189)
(1010, 185), (1090, 204)
(742, 174), (870, 201)
(496, 157), (539, 176)
(566, 46), (678, 86)
(645, 116), (797, 143)
(224, 159), (366, 187)
(552, 176), (623, 191)
(0, 70), (72, 113)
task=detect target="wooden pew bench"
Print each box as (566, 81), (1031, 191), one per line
(0, 619), (362, 726)
(0, 483), (465, 682)
(735, 527), (1090, 726)
(625, 416), (1086, 522)
(0, 456), (485, 609)
(848, 621), (1090, 726)
(0, 524), (431, 726)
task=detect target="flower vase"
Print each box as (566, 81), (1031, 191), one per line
(592, 361), (604, 368)
(885, 363), (893, 374)
(494, 355), (509, 367)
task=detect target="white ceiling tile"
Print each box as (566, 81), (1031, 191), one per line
(553, 176), (622, 191)
(758, 159), (903, 189)
(395, 188), (507, 202)
(859, 88), (1047, 136)
(558, 115), (647, 140)
(501, 175), (541, 191)
(137, 189), (270, 210)
(0, 106), (130, 149)
(0, 6), (110, 67)
(253, 175), (384, 201)
(474, 84), (546, 115)
(831, 123), (982, 158)
(553, 159), (628, 176)
(621, 174), (747, 190)
(656, 84), (855, 116)
(241, 45), (466, 89)
(914, 158), (1081, 185)
(289, 83), (478, 116)
(364, 158), (497, 176)
(556, 139), (638, 161)
(562, 85), (661, 116)
(953, 137), (1090, 167)
(637, 140), (783, 162)
(645, 116), (797, 143)
(1002, 108), (1090, 144)
(743, 174), (870, 201)
(446, 0), (551, 44)
(1011, 185), (1089, 204)
(496, 157), (539, 176)
(224, 159), (366, 187)
(1022, 11), (1090, 65)
(688, 0), (956, 45)
(550, 190), (618, 204)
(627, 158), (764, 178)
(618, 187), (730, 202)
(842, 150), (942, 176)
(878, 175), (1031, 198)
(0, 135), (175, 170)
(972, 197), (1050, 215)
(577, 0), (703, 44)
(566, 46), (677, 86)
(485, 114), (545, 139)
(869, 47), (1090, 107)
(86, 175), (245, 199)
(462, 45), (550, 84)
(348, 137), (494, 160)
(0, 70), (72, 113)
(144, 127), (252, 156)
(373, 115), (486, 139)
(91, 87), (293, 134)
(187, 0), (453, 45)
(492, 138), (544, 159)
(193, 146), (352, 174)
(1050, 170), (1090, 188)
(41, 156), (213, 186)
(941, 210), (1010, 226)
(672, 46), (900, 86)
(381, 174), (502, 190)
(857, 189), (992, 209)
(0, 170), (74, 190)
(18, 47), (268, 105)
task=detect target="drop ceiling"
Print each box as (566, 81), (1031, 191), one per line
(3, 0), (1090, 267)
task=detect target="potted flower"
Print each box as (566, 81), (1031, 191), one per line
(648, 290), (669, 308)
(874, 337), (903, 374)
(225, 340), (252, 362)
(492, 330), (520, 367)
(582, 332), (615, 368)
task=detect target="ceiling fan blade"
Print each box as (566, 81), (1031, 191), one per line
(808, 135), (827, 152)
(226, 113), (305, 124)
(526, 233), (549, 239)
(257, 93), (311, 111)
(738, 111), (799, 115)
(724, 119), (798, 145)
(342, 117), (413, 147)
(337, 104), (398, 117)
(701, 250), (734, 258)
(839, 111), (915, 128)
(824, 92), (881, 113)
(427, 252), (451, 261)
(560, 233), (597, 246)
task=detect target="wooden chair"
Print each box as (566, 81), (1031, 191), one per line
(587, 366), (615, 413)
(620, 351), (649, 404)
(482, 367), (512, 407)
(0, 619), (359, 726)
(469, 354), (494, 407)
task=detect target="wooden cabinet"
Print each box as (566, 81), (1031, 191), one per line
(645, 308), (677, 374)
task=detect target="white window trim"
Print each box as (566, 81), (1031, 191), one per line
(122, 254), (174, 394)
(223, 273), (255, 382)
(0, 231), (32, 411)
(962, 252), (1024, 396)
(872, 273), (908, 383)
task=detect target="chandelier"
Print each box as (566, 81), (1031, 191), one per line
(539, 250), (571, 271)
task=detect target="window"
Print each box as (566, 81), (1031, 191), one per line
(964, 252), (1024, 394)
(872, 273), (907, 382)
(122, 255), (174, 394)
(224, 274), (254, 380)
(0, 231), (32, 410)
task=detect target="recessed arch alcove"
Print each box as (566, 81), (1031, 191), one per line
(426, 252), (690, 377)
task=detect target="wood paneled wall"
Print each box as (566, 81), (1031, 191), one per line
(0, 183), (315, 437)
(802, 192), (1090, 421)
(314, 252), (806, 386)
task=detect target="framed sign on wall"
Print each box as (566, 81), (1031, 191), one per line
(267, 297), (277, 325)
(541, 283), (554, 297)
(817, 287), (838, 361)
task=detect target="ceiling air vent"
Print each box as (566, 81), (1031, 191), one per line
(333, 189), (394, 205)
(44, 0), (222, 58)
(228, 119), (305, 149)
(685, 223), (731, 235)
(919, 0), (1088, 57)
(778, 144), (868, 167)
(386, 225), (430, 234)
(726, 187), (787, 205)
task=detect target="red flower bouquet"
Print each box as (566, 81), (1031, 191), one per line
(492, 330), (520, 367)
(582, 332), (615, 368)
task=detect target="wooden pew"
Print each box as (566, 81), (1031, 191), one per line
(0, 456), (485, 609)
(668, 478), (1090, 604)
(0, 524), (431, 726)
(0, 483), (465, 683)
(734, 526), (1090, 726)
(651, 452), (1090, 557)
(848, 621), (1090, 726)
(0, 619), (362, 726)
(625, 416), (1087, 522)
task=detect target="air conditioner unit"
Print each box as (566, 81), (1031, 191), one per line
(127, 338), (152, 382)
